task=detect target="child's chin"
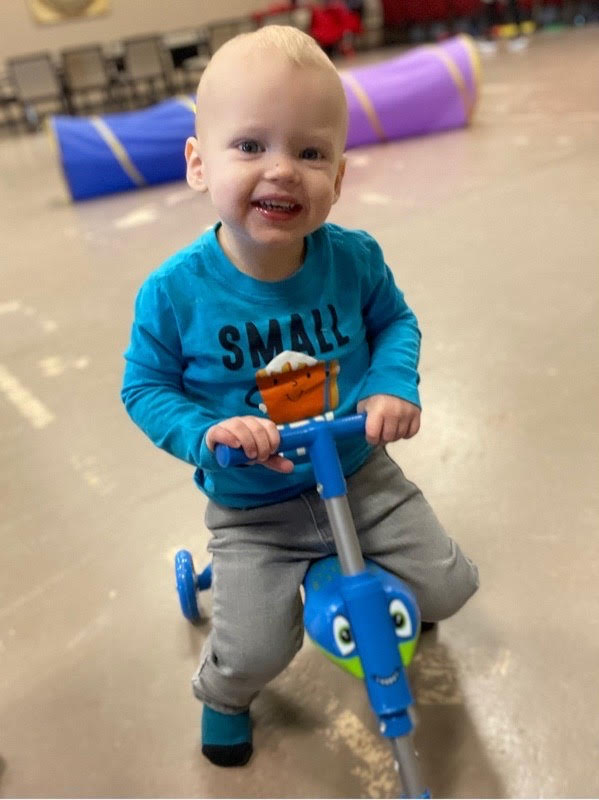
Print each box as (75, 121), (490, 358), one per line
(251, 228), (305, 246)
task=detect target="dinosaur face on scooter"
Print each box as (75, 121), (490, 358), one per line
(303, 556), (420, 679)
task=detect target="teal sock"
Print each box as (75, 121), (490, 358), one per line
(201, 705), (252, 767)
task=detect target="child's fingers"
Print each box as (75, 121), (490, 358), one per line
(229, 419), (263, 460)
(225, 417), (280, 461)
(205, 424), (241, 451)
(207, 419), (259, 459)
(405, 413), (421, 439)
(206, 417), (281, 461)
(381, 414), (402, 442)
(256, 418), (281, 455)
(359, 397), (421, 444)
(263, 454), (295, 473)
(242, 417), (280, 461)
(364, 410), (384, 445)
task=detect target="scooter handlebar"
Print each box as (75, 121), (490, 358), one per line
(215, 413), (367, 468)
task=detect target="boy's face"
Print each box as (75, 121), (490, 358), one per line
(185, 47), (347, 268)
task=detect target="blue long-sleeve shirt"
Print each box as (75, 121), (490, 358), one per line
(122, 222), (421, 508)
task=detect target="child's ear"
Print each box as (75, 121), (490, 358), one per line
(185, 137), (208, 193)
(332, 156), (346, 204)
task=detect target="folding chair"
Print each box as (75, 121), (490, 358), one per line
(121, 35), (174, 107)
(6, 52), (67, 130)
(0, 82), (20, 134)
(61, 45), (120, 113)
(163, 28), (210, 92)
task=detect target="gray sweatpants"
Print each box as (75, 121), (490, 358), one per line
(192, 448), (479, 713)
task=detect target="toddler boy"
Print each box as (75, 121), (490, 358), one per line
(122, 26), (479, 767)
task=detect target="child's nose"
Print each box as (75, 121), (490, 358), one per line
(264, 155), (299, 182)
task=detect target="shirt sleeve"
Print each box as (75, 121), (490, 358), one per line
(357, 235), (422, 408)
(121, 277), (220, 470)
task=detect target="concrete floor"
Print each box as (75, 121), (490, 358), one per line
(1, 26), (598, 799)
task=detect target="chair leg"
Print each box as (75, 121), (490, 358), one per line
(23, 103), (40, 131)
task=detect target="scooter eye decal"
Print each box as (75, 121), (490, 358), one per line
(389, 598), (412, 638)
(333, 614), (355, 656)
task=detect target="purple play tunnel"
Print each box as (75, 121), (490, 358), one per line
(342, 34), (480, 148)
(50, 35), (480, 200)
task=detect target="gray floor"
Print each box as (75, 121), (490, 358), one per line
(1, 26), (598, 799)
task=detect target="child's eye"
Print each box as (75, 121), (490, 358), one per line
(300, 147), (323, 160)
(238, 140), (262, 154)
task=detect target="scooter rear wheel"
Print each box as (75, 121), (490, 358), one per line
(175, 549), (200, 622)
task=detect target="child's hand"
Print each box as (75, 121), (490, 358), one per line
(357, 394), (421, 446)
(205, 416), (294, 473)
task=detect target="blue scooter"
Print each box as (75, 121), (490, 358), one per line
(175, 413), (430, 798)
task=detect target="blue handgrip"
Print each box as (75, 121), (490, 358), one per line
(215, 413), (367, 468)
(215, 444), (254, 468)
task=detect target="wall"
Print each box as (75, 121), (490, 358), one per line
(1, 0), (263, 61)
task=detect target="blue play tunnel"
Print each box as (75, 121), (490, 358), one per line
(49, 95), (196, 201)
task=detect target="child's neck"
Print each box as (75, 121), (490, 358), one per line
(217, 227), (305, 282)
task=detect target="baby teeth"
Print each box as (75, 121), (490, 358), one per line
(260, 200), (294, 210)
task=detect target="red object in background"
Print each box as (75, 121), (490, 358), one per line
(399, 0), (451, 23)
(450, 0), (483, 17)
(310, 2), (362, 47)
(252, 2), (362, 50)
(379, 0), (407, 26)
(381, 0), (486, 26)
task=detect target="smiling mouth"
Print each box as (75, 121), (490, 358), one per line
(252, 199), (302, 217)
(285, 390), (303, 401)
(373, 669), (401, 686)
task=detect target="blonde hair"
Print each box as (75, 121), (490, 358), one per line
(216, 24), (335, 70)
(198, 25), (344, 101)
